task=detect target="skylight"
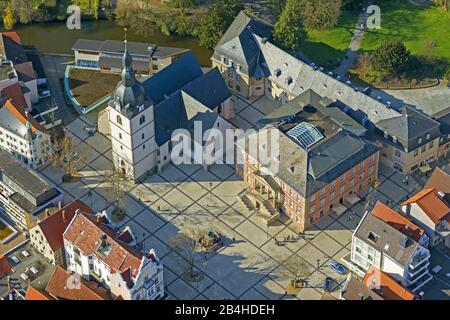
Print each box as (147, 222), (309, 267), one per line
(286, 122), (324, 149)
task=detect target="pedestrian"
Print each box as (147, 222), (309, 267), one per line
(157, 205), (161, 211)
(232, 237), (235, 242)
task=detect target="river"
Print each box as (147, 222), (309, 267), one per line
(1, 20), (213, 66)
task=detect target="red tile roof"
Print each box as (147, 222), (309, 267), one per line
(425, 167), (450, 194)
(2, 82), (28, 109)
(363, 266), (414, 300)
(45, 266), (110, 300)
(64, 211), (143, 278)
(37, 199), (93, 252)
(2, 32), (21, 44)
(402, 188), (450, 224)
(372, 201), (424, 242)
(25, 285), (54, 300)
(2, 99), (46, 133)
(0, 254), (12, 277)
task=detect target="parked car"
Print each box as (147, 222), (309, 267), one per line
(324, 277), (333, 292)
(363, 86), (372, 95)
(329, 260), (346, 275)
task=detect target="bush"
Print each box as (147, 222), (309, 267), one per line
(371, 40), (411, 75)
(445, 69), (450, 83)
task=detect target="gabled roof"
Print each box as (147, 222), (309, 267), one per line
(341, 277), (383, 300)
(37, 199), (94, 252)
(425, 167), (450, 194)
(0, 99), (46, 135)
(0, 34), (28, 65)
(0, 254), (12, 277)
(213, 11), (273, 77)
(2, 32), (21, 44)
(14, 62), (36, 82)
(376, 107), (440, 151)
(143, 52), (203, 105)
(46, 266), (110, 300)
(63, 211), (143, 278)
(355, 202), (420, 267)
(153, 67), (230, 146)
(25, 285), (54, 300)
(1, 82), (29, 109)
(371, 202), (424, 242)
(363, 266), (414, 300)
(402, 188), (450, 224)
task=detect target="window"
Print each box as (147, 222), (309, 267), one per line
(418, 137), (423, 144)
(340, 175), (345, 183)
(426, 133), (430, 140)
(414, 149), (419, 157)
(143, 144), (146, 150)
(139, 115), (146, 125)
(320, 188), (326, 196)
(395, 150), (401, 157)
(429, 141), (434, 149)
(236, 74), (241, 82)
(421, 145), (426, 153)
(369, 166), (374, 175)
(116, 115), (122, 126)
(227, 69), (234, 77)
(349, 179), (354, 188)
(320, 199), (325, 208)
(340, 185), (345, 195)
(119, 133), (122, 139)
(236, 85), (241, 92)
(330, 192), (335, 200)
(310, 205), (315, 213)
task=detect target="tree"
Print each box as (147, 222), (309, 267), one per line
(3, 5), (15, 30)
(302, 0), (342, 30)
(52, 130), (82, 181)
(371, 40), (411, 75)
(11, 0), (34, 24)
(354, 52), (373, 78)
(282, 255), (311, 291)
(169, 227), (206, 281)
(102, 167), (128, 222)
(273, 0), (306, 51)
(198, 0), (242, 49)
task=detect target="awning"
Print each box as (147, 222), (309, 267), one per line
(419, 164), (432, 174)
(332, 204), (347, 216)
(346, 193), (361, 206)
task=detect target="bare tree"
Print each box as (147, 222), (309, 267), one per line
(169, 227), (206, 281)
(102, 167), (128, 222)
(52, 129), (82, 181)
(282, 255), (311, 290)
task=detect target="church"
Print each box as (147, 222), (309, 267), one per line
(103, 41), (235, 182)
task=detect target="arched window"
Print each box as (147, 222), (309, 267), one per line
(120, 160), (125, 167)
(117, 115), (122, 126)
(139, 115), (146, 125)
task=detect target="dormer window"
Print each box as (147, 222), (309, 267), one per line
(285, 76), (293, 85)
(368, 231), (379, 243)
(384, 131), (388, 139)
(418, 137), (423, 144)
(426, 133), (430, 140)
(274, 68), (281, 77)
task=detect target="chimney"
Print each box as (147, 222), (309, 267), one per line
(7, 275), (11, 291)
(62, 210), (66, 223)
(58, 201), (62, 210)
(97, 215), (101, 223)
(45, 208), (50, 218)
(358, 292), (364, 300)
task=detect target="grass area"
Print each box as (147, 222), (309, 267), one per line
(360, 1), (450, 61)
(301, 10), (360, 69)
(69, 68), (120, 108)
(0, 221), (13, 241)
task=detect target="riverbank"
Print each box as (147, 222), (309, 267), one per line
(0, 20), (212, 66)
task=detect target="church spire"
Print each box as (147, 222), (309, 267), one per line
(121, 28), (135, 87)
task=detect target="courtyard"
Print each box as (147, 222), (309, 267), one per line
(34, 106), (450, 300)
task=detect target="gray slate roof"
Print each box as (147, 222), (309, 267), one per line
(0, 151), (59, 211)
(246, 90), (380, 197)
(355, 210), (419, 267)
(376, 107), (441, 152)
(213, 11), (272, 77)
(72, 39), (189, 59)
(153, 68), (231, 146)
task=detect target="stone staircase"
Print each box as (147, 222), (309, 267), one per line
(237, 188), (280, 225)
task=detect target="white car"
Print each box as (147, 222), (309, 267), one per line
(432, 265), (442, 274)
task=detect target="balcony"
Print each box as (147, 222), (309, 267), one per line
(409, 251), (431, 270)
(409, 261), (430, 278)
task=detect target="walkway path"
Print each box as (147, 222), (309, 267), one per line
(333, 4), (373, 77)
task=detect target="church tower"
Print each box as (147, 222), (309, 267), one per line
(107, 40), (157, 182)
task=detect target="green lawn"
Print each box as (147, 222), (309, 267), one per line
(301, 10), (359, 69)
(360, 1), (450, 61)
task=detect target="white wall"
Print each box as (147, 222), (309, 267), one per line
(381, 255), (405, 284)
